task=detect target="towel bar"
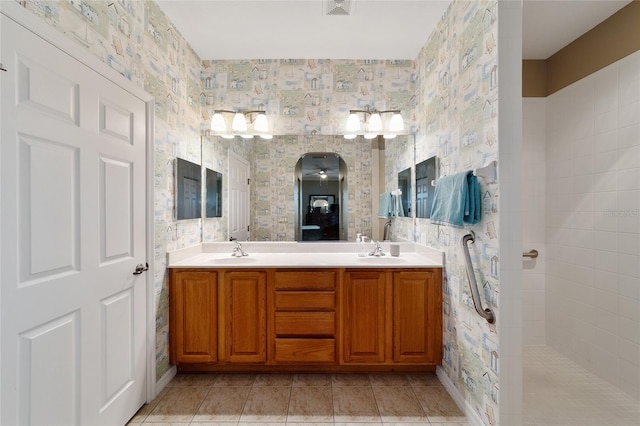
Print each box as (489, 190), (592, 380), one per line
(461, 231), (495, 324)
(431, 160), (498, 186)
(523, 249), (538, 259)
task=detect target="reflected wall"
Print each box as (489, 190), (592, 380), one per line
(251, 135), (373, 241)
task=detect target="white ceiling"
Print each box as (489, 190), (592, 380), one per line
(522, 0), (631, 59)
(156, 0), (632, 61)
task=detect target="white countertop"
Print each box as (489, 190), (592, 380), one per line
(167, 241), (443, 269)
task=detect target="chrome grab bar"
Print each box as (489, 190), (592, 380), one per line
(461, 231), (495, 324)
(522, 249), (538, 259)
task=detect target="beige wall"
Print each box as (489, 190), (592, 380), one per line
(523, 0), (640, 97)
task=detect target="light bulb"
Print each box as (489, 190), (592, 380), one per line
(389, 112), (404, 132)
(259, 134), (273, 140)
(383, 134), (397, 140)
(253, 113), (269, 132)
(232, 112), (247, 132)
(364, 133), (377, 139)
(344, 134), (357, 140)
(240, 134), (254, 139)
(346, 113), (361, 132)
(220, 134), (235, 139)
(211, 113), (227, 132)
(368, 113), (383, 132)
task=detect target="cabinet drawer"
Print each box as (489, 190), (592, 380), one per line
(274, 271), (336, 291)
(275, 291), (335, 310)
(275, 312), (335, 336)
(275, 338), (335, 363)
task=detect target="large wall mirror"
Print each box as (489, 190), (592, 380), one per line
(199, 134), (413, 242)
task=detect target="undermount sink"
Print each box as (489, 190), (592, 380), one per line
(209, 257), (258, 264)
(357, 256), (407, 264)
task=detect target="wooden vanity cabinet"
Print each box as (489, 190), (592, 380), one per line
(169, 266), (442, 371)
(342, 269), (442, 365)
(169, 270), (218, 364)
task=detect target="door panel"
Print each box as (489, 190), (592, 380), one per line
(1, 15), (148, 426)
(19, 134), (80, 282)
(101, 288), (135, 410)
(100, 157), (133, 262)
(224, 271), (266, 363)
(99, 99), (134, 144)
(342, 271), (386, 363)
(15, 54), (80, 125)
(170, 271), (218, 364)
(18, 312), (80, 426)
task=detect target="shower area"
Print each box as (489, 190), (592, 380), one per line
(522, 50), (640, 425)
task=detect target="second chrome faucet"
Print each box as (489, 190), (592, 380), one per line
(232, 240), (248, 257)
(368, 241), (385, 256)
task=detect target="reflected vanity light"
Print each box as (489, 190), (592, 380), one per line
(344, 106), (404, 140)
(211, 109), (272, 140)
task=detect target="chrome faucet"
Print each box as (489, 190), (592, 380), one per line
(232, 241), (248, 257)
(368, 241), (385, 257)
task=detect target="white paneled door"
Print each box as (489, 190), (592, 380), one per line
(228, 151), (250, 241)
(1, 15), (148, 426)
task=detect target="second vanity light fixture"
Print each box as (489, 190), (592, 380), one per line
(210, 109), (273, 140)
(344, 105), (404, 140)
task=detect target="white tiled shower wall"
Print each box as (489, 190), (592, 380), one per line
(522, 99), (546, 346)
(545, 51), (640, 400)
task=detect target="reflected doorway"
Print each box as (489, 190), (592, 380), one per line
(295, 153), (348, 241)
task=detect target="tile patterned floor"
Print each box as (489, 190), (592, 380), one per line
(524, 346), (640, 426)
(128, 373), (469, 425)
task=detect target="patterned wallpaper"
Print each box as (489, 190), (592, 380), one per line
(201, 59), (417, 136)
(18, 2), (503, 422)
(414, 1), (501, 424)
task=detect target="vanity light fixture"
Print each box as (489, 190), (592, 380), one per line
(344, 106), (404, 140)
(210, 109), (272, 139)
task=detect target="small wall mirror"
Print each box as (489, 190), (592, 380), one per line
(415, 156), (437, 218)
(175, 157), (202, 220)
(205, 168), (222, 218)
(397, 168), (411, 217)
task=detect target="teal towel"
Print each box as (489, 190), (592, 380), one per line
(465, 174), (481, 225)
(378, 192), (392, 218)
(430, 171), (481, 228)
(391, 193), (404, 217)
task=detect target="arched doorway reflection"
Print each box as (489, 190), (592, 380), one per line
(294, 153), (348, 241)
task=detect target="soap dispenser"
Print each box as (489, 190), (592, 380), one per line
(358, 235), (368, 257)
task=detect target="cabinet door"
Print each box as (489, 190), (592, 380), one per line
(223, 271), (267, 363)
(393, 270), (442, 364)
(343, 271), (386, 363)
(170, 270), (217, 363)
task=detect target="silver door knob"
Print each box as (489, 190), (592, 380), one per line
(133, 262), (149, 275)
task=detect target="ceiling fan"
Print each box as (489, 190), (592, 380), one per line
(305, 168), (328, 179)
